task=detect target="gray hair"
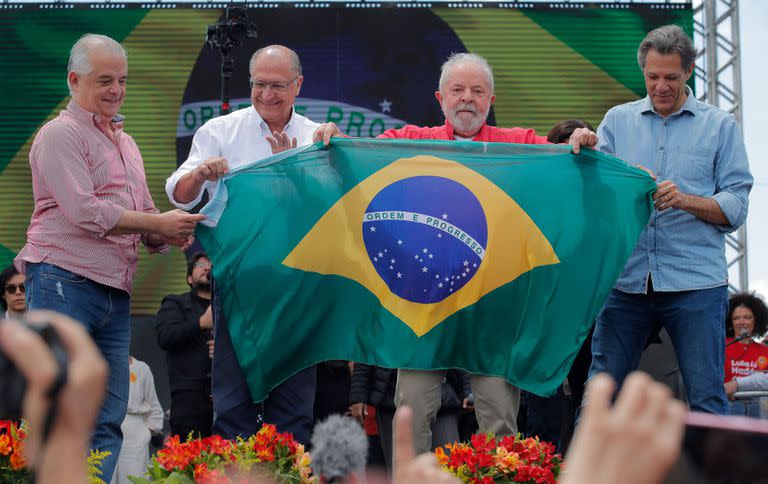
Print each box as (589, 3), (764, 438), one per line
(249, 45), (302, 77)
(67, 34), (127, 95)
(310, 414), (367, 480)
(439, 52), (495, 93)
(637, 25), (697, 71)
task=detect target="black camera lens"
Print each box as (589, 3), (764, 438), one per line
(0, 320), (68, 421)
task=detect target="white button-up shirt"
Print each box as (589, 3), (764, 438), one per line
(166, 106), (319, 210)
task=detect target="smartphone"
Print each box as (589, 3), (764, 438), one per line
(665, 411), (768, 483)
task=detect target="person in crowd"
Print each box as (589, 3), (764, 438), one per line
(14, 34), (203, 481)
(0, 313), (687, 484)
(111, 356), (164, 484)
(587, 24), (752, 416)
(0, 265), (26, 318)
(378, 51), (598, 455)
(349, 364), (470, 471)
(314, 360), (353, 426)
(561, 372), (687, 484)
(166, 44), (339, 444)
(547, 119), (595, 145)
(155, 252), (215, 437)
(722, 292), (768, 417)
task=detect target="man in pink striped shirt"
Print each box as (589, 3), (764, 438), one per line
(15, 33), (203, 481)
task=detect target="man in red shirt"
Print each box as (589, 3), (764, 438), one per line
(382, 52), (598, 455)
(378, 52), (595, 148)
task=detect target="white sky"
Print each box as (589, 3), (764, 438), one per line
(739, 0), (768, 295)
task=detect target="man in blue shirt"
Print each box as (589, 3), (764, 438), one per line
(589, 25), (752, 414)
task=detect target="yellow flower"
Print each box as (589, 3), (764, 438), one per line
(297, 451), (312, 469)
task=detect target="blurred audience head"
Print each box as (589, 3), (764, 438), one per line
(726, 292), (768, 339)
(187, 252), (212, 292)
(547, 119), (595, 144)
(0, 265), (26, 316)
(311, 414), (368, 483)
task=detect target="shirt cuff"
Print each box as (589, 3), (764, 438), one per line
(712, 191), (747, 231)
(165, 174), (206, 211)
(95, 205), (125, 238)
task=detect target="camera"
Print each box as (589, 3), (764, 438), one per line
(0, 319), (68, 421)
(205, 6), (258, 51)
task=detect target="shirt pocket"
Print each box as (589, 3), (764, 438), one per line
(85, 142), (113, 187)
(669, 145), (716, 196)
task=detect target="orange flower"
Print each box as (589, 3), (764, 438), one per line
(435, 446), (449, 466)
(9, 446), (26, 470)
(194, 462), (210, 479)
(493, 446), (520, 474)
(0, 433), (12, 456)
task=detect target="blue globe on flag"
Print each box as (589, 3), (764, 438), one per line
(362, 176), (488, 304)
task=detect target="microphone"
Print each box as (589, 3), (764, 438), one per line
(310, 414), (368, 483)
(727, 330), (752, 347)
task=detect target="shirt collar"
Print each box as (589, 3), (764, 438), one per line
(250, 105), (298, 136)
(640, 85), (698, 117)
(67, 100), (125, 130)
(444, 119), (489, 140)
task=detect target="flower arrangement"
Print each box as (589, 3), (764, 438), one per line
(130, 424), (315, 484)
(435, 433), (561, 484)
(88, 449), (112, 484)
(0, 420), (30, 484)
(0, 419), (110, 484)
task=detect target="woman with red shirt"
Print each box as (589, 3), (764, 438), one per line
(723, 293), (768, 417)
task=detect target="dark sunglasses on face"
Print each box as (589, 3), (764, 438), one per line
(5, 283), (24, 294)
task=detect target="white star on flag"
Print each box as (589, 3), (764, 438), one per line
(422, 267), (428, 272)
(442, 213), (448, 220)
(397, 272), (402, 278)
(397, 240), (403, 245)
(379, 98), (392, 113)
(370, 226), (376, 232)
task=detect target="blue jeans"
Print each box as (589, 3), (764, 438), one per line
(729, 398), (762, 418)
(588, 285), (728, 414)
(26, 262), (130, 483)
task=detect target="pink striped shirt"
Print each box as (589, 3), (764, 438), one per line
(16, 101), (167, 294)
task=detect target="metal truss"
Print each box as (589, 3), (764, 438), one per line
(693, 0), (747, 292)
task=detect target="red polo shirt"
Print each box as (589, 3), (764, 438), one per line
(378, 120), (549, 144)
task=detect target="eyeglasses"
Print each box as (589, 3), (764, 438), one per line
(194, 262), (211, 269)
(249, 75), (299, 93)
(5, 283), (24, 294)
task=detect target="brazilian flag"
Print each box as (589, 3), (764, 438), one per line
(197, 138), (655, 400)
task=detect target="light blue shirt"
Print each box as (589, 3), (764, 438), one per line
(597, 88), (752, 293)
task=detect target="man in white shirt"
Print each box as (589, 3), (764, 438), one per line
(166, 44), (338, 443)
(166, 44), (336, 208)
